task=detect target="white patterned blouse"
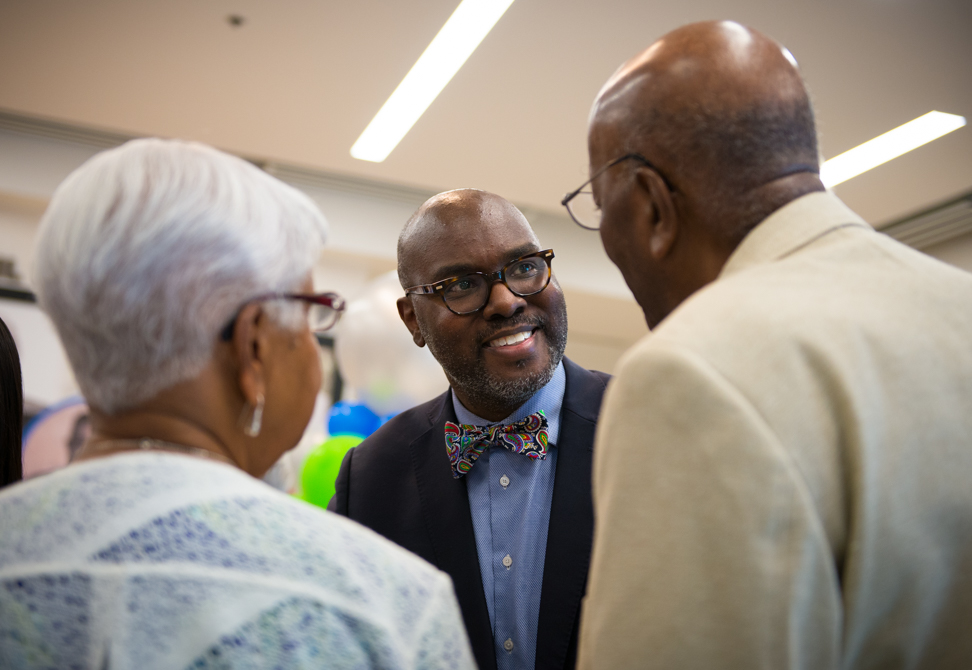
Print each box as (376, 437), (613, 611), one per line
(0, 452), (476, 670)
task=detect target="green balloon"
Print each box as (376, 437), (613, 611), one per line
(300, 434), (364, 509)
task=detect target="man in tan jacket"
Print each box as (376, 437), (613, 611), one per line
(565, 20), (972, 669)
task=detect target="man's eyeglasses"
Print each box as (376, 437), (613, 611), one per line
(561, 153), (667, 230)
(405, 249), (555, 315)
(219, 292), (346, 341)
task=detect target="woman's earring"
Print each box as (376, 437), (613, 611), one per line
(244, 393), (265, 437)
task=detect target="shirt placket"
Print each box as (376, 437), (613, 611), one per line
(491, 447), (524, 669)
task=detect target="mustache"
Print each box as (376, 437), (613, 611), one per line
(477, 314), (546, 345)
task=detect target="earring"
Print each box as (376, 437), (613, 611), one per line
(244, 393), (264, 437)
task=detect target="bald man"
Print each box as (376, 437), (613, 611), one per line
(568, 21), (972, 669)
(329, 190), (610, 670)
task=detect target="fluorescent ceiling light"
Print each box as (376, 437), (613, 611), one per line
(821, 111), (966, 187)
(351, 0), (516, 163)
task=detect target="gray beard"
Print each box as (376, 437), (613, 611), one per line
(420, 308), (568, 417)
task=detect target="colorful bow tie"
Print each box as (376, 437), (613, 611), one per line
(444, 411), (549, 479)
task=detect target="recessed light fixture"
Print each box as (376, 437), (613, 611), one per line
(350, 0), (516, 163)
(821, 111), (966, 188)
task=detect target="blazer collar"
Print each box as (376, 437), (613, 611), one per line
(721, 191), (871, 279)
(561, 357), (607, 423)
(536, 358), (608, 667)
(411, 390), (496, 669)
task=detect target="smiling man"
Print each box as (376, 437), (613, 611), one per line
(329, 189), (610, 670)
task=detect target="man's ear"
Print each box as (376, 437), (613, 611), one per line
(637, 167), (679, 260)
(397, 296), (426, 347)
(231, 302), (269, 406)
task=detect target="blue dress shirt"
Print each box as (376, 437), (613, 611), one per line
(452, 360), (566, 670)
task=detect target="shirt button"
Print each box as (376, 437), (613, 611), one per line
(502, 554), (512, 568)
(499, 474), (510, 488)
(503, 638), (514, 652)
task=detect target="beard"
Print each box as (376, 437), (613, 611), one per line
(419, 301), (569, 417)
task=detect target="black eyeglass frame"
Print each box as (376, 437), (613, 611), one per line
(219, 292), (346, 341)
(561, 153), (672, 230)
(404, 249), (556, 315)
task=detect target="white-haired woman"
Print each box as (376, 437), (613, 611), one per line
(0, 139), (475, 669)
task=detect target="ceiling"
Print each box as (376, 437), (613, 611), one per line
(1, 0), (970, 226)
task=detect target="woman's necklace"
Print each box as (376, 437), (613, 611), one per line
(74, 437), (236, 466)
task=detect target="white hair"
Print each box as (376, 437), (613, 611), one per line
(33, 138), (328, 414)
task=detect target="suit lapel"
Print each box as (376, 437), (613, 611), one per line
(536, 359), (609, 668)
(409, 392), (497, 670)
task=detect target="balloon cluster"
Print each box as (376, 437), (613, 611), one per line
(300, 401), (384, 508)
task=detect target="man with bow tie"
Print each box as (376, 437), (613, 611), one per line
(329, 188), (610, 670)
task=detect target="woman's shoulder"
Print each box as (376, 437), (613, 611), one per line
(1, 452), (454, 619)
(2, 452), (444, 583)
(0, 453), (474, 668)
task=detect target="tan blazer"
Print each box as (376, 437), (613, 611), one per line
(578, 192), (972, 669)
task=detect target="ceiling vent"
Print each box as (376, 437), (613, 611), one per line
(0, 109), (433, 207)
(0, 108), (129, 149)
(877, 190), (972, 250)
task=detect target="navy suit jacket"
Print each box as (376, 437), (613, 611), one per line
(328, 357), (610, 670)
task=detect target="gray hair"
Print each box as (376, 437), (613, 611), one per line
(33, 138), (328, 414)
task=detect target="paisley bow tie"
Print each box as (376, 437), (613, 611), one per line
(444, 411), (549, 479)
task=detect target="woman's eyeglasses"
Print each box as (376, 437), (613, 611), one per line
(219, 292), (346, 341)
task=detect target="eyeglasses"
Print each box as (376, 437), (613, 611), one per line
(561, 153), (668, 230)
(405, 249), (555, 315)
(219, 292), (346, 341)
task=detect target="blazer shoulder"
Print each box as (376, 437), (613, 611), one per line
(351, 390), (450, 459)
(562, 357), (612, 423)
(564, 356), (611, 385)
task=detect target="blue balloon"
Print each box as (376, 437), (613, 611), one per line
(327, 401), (381, 438)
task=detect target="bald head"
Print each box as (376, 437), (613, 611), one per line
(591, 21), (821, 238)
(596, 21), (808, 125)
(398, 189), (539, 287)
(587, 22), (826, 327)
